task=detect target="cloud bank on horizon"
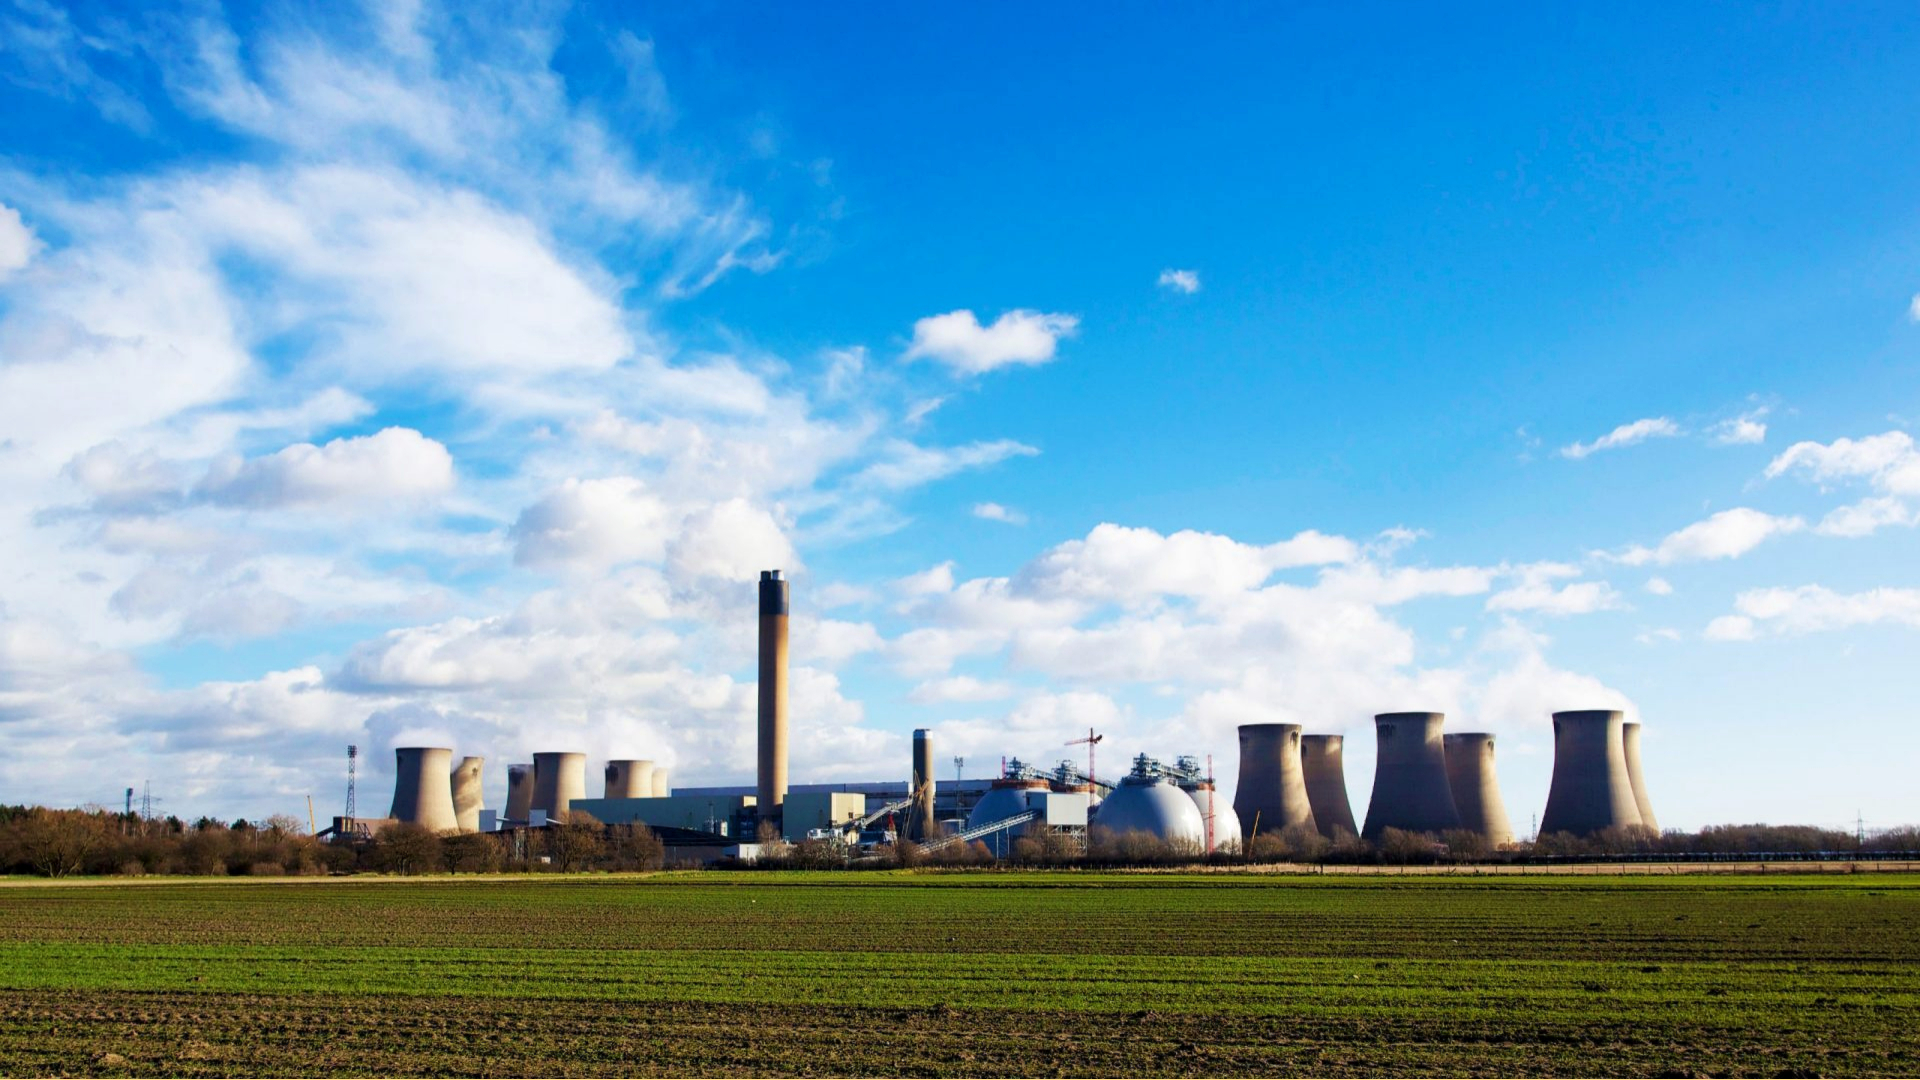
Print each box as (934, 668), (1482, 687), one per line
(0, 2), (1916, 829)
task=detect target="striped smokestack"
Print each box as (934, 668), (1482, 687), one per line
(758, 570), (790, 823)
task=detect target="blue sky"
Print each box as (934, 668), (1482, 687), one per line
(1, 1), (1916, 831)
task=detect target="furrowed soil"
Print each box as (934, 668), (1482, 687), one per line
(0, 872), (1915, 1077)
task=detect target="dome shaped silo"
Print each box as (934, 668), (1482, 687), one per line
(1092, 757), (1206, 847)
(1181, 782), (1241, 851)
(967, 778), (1050, 835)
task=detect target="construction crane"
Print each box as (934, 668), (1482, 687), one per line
(1066, 728), (1103, 795)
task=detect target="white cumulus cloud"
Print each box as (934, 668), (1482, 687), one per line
(1709, 408), (1769, 446)
(1766, 431), (1920, 496)
(903, 309), (1079, 375)
(0, 203), (35, 277)
(1708, 585), (1920, 639)
(1559, 417), (1683, 460)
(1610, 507), (1805, 566)
(197, 427), (454, 509)
(1157, 268), (1200, 294)
(972, 502), (1027, 525)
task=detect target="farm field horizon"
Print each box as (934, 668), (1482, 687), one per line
(1, 872), (1917, 1077)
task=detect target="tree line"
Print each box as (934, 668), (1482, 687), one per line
(0, 806), (666, 877)
(1, 803), (1914, 877)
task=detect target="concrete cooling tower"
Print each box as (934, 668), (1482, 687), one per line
(604, 759), (654, 799)
(1539, 710), (1643, 837)
(1361, 712), (1461, 840)
(1623, 722), (1658, 832)
(910, 728), (936, 841)
(1181, 781), (1242, 851)
(1442, 734), (1513, 846)
(1300, 735), (1358, 839)
(505, 763), (534, 823)
(759, 569), (790, 823)
(450, 756), (485, 834)
(389, 747), (458, 832)
(532, 751), (587, 822)
(651, 767), (671, 798)
(1094, 763), (1207, 847)
(1233, 724), (1317, 840)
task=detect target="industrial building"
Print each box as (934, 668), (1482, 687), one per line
(356, 569), (1662, 859)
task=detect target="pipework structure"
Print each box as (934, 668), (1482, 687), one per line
(389, 747), (459, 833)
(604, 759), (654, 800)
(532, 751), (587, 822)
(1233, 723), (1317, 840)
(1442, 733), (1513, 846)
(450, 756), (485, 834)
(1622, 722), (1658, 833)
(1299, 734), (1358, 839)
(1361, 712), (1461, 840)
(1538, 709), (1643, 837)
(758, 569), (790, 826)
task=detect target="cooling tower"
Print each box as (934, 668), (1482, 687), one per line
(505, 763), (534, 823)
(1233, 724), (1317, 840)
(450, 756), (485, 834)
(910, 728), (936, 841)
(1361, 712), (1461, 840)
(531, 751), (587, 822)
(604, 759), (654, 799)
(758, 569), (789, 822)
(1300, 734), (1358, 839)
(1623, 721), (1658, 833)
(1538, 710), (1644, 837)
(651, 767), (671, 797)
(1442, 733), (1513, 846)
(388, 747), (459, 832)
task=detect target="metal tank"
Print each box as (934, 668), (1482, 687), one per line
(967, 777), (1051, 834)
(1442, 733), (1514, 846)
(449, 755), (485, 834)
(910, 729), (936, 841)
(651, 767), (671, 798)
(604, 759), (654, 799)
(388, 747), (459, 832)
(1622, 722), (1658, 832)
(505, 763), (534, 823)
(531, 751), (588, 822)
(1361, 712), (1462, 840)
(758, 570), (789, 823)
(1300, 734), (1359, 839)
(1093, 757), (1207, 847)
(1538, 710), (1644, 837)
(1233, 723), (1317, 842)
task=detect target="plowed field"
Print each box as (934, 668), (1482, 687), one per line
(1, 872), (1916, 1076)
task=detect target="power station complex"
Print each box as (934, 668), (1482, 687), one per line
(347, 570), (1661, 859)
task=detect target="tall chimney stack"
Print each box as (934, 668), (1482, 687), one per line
(911, 728), (936, 841)
(758, 570), (790, 823)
